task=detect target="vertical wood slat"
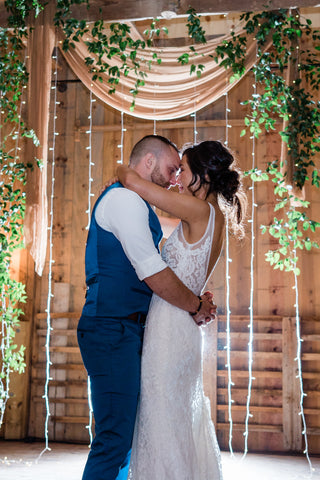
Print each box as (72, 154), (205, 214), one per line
(282, 316), (302, 451)
(51, 283), (70, 441)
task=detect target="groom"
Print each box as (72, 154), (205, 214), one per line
(77, 135), (216, 480)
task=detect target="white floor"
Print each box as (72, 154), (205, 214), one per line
(0, 441), (319, 479)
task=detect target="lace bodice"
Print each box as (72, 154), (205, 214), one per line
(162, 203), (215, 295)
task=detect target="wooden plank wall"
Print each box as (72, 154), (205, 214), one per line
(4, 35), (319, 452)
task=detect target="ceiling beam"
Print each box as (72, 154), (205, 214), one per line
(0, 0), (319, 26)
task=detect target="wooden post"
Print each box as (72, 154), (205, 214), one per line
(280, 8), (305, 201)
(282, 316), (302, 451)
(24, 4), (56, 276)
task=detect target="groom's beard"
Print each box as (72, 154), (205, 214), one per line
(151, 164), (170, 189)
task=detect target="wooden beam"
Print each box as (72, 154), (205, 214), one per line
(77, 118), (282, 134)
(33, 397), (88, 404)
(33, 362), (85, 370)
(36, 311), (81, 320)
(1, 0), (319, 26)
(51, 415), (91, 424)
(217, 370), (282, 378)
(217, 423), (283, 433)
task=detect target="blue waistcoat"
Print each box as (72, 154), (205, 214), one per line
(81, 182), (162, 318)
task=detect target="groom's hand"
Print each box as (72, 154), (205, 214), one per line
(192, 292), (217, 327)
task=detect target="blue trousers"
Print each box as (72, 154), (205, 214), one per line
(77, 316), (144, 480)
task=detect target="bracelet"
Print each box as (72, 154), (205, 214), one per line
(189, 296), (203, 316)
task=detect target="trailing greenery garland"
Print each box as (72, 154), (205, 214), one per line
(0, 0), (41, 427)
(213, 8), (320, 274)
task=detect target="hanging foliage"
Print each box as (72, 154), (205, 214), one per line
(0, 1), (41, 427)
(213, 8), (320, 274)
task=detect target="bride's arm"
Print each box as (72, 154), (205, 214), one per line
(117, 165), (208, 222)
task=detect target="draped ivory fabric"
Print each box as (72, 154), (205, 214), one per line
(24, 24), (55, 276)
(58, 23), (272, 119)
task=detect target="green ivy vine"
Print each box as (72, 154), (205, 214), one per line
(0, 1), (41, 427)
(214, 9), (320, 274)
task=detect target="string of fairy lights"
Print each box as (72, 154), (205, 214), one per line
(224, 91), (235, 456)
(242, 72), (258, 458)
(293, 248), (313, 473)
(191, 110), (198, 144)
(117, 111), (125, 165)
(84, 87), (96, 446)
(38, 45), (60, 460)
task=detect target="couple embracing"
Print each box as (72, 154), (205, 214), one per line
(77, 135), (246, 480)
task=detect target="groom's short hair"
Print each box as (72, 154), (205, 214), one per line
(129, 135), (179, 166)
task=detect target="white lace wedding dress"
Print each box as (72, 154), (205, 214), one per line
(128, 203), (223, 480)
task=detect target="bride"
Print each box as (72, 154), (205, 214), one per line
(117, 140), (246, 480)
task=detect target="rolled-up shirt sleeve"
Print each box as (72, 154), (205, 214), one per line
(95, 188), (167, 280)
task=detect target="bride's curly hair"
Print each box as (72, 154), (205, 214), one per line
(182, 141), (247, 238)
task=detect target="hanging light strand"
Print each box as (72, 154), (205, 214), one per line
(242, 72), (258, 457)
(0, 274), (10, 429)
(293, 249), (313, 474)
(193, 110), (198, 144)
(225, 214), (235, 455)
(117, 111), (125, 165)
(84, 88), (96, 444)
(85, 88), (95, 230)
(224, 91), (234, 456)
(153, 85), (157, 135)
(38, 46), (59, 460)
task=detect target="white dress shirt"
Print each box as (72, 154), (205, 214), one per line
(95, 188), (167, 281)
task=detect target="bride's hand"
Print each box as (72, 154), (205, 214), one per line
(192, 293), (217, 327)
(99, 175), (119, 195)
(117, 165), (140, 187)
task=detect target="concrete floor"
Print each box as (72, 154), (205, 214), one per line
(0, 441), (319, 479)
